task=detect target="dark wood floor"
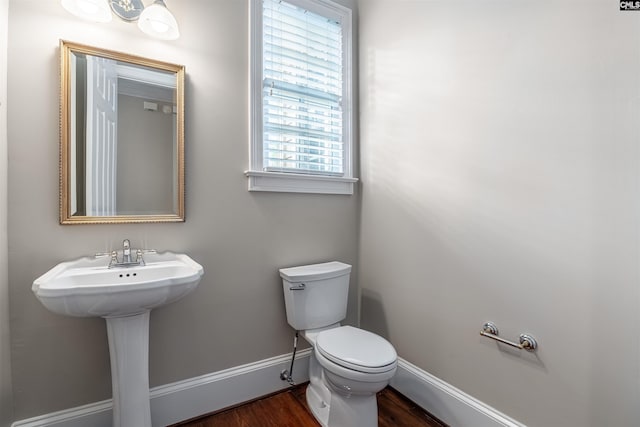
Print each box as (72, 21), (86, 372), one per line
(171, 384), (447, 427)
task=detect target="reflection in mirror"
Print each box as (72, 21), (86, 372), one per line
(60, 40), (185, 224)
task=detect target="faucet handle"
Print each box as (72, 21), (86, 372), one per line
(96, 251), (119, 260)
(96, 251), (119, 267)
(109, 251), (118, 266)
(135, 249), (156, 265)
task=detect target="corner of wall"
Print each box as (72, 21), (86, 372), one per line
(0, 0), (13, 425)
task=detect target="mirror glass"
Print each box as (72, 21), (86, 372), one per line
(60, 40), (185, 224)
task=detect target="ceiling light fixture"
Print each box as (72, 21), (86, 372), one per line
(61, 0), (180, 40)
(137, 0), (180, 40)
(61, 0), (112, 23)
(109, 0), (145, 21)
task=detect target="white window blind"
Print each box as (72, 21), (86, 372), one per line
(262, 0), (344, 176)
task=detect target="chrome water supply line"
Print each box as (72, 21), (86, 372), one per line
(280, 331), (299, 386)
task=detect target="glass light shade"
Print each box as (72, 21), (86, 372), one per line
(137, 0), (180, 40)
(61, 0), (112, 23)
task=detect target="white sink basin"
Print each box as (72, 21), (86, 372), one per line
(32, 251), (204, 318)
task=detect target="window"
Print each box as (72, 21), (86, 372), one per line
(247, 0), (356, 194)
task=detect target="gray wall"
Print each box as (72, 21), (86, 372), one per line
(7, 0), (358, 421)
(0, 0), (12, 425)
(358, 1), (640, 426)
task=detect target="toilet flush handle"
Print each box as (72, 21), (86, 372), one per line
(289, 283), (306, 291)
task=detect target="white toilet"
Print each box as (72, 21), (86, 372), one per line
(280, 261), (397, 427)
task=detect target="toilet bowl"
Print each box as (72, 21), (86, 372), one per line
(280, 262), (398, 427)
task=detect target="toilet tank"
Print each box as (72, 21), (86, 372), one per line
(280, 261), (352, 331)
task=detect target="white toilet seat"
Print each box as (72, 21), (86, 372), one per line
(316, 326), (397, 375)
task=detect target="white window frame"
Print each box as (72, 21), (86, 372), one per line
(246, 0), (357, 195)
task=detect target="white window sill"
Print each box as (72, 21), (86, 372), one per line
(245, 171), (358, 195)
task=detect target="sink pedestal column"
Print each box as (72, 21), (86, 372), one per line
(106, 311), (152, 427)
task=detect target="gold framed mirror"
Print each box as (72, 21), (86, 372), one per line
(59, 40), (185, 224)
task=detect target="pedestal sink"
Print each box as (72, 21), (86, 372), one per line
(32, 251), (204, 427)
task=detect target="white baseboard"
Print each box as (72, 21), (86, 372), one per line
(150, 349), (311, 426)
(12, 352), (525, 427)
(9, 400), (113, 427)
(11, 349), (312, 427)
(391, 358), (526, 427)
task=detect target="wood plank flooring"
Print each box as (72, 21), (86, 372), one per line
(171, 384), (447, 427)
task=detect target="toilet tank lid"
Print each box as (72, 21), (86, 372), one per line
(279, 261), (351, 282)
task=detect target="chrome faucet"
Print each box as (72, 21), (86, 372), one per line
(95, 239), (156, 268)
(122, 239), (132, 264)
